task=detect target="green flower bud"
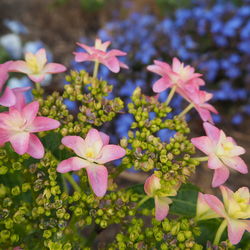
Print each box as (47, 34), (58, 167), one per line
(11, 186), (21, 196)
(0, 229), (10, 240)
(43, 230), (52, 239)
(0, 166), (8, 175)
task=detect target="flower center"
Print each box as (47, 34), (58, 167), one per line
(85, 147), (95, 159)
(26, 56), (40, 74)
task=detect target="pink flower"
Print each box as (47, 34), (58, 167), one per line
(57, 129), (126, 197)
(185, 89), (218, 123)
(147, 58), (204, 97)
(0, 101), (60, 158)
(144, 174), (179, 221)
(11, 87), (31, 110)
(9, 48), (66, 83)
(0, 61), (16, 107)
(191, 122), (248, 187)
(74, 38), (128, 73)
(196, 186), (250, 245)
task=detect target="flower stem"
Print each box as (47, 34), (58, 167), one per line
(165, 86), (176, 106)
(136, 196), (151, 209)
(63, 173), (81, 193)
(93, 60), (100, 78)
(213, 219), (227, 245)
(192, 156), (209, 162)
(178, 103), (194, 118)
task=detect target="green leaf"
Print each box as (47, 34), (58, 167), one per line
(169, 183), (200, 217)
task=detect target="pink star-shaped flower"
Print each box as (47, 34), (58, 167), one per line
(9, 48), (66, 83)
(147, 57), (204, 98)
(0, 101), (60, 159)
(191, 122), (248, 187)
(74, 38), (128, 73)
(57, 128), (126, 197)
(197, 186), (250, 245)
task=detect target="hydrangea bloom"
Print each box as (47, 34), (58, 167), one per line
(144, 174), (179, 221)
(196, 186), (250, 245)
(57, 129), (126, 197)
(147, 58), (204, 98)
(9, 48), (66, 82)
(0, 101), (60, 159)
(191, 122), (248, 187)
(74, 38), (128, 73)
(0, 61), (16, 107)
(185, 89), (218, 123)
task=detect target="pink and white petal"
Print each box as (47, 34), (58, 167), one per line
(44, 63), (67, 74)
(202, 103), (218, 114)
(152, 77), (172, 93)
(107, 49), (127, 57)
(227, 218), (248, 245)
(203, 122), (221, 143)
(85, 164), (108, 197)
(196, 107), (214, 123)
(236, 187), (249, 201)
(9, 61), (31, 74)
(10, 132), (30, 155)
(76, 42), (94, 54)
(208, 153), (224, 169)
(28, 73), (45, 83)
(212, 167), (230, 188)
(172, 57), (182, 72)
(155, 196), (171, 221)
(21, 101), (39, 124)
(0, 128), (10, 145)
(29, 117), (60, 132)
(35, 48), (47, 68)
(73, 52), (92, 62)
(57, 157), (90, 173)
(203, 194), (226, 217)
(0, 87), (16, 107)
(230, 145), (246, 156)
(12, 87), (31, 110)
(103, 57), (120, 73)
(61, 136), (86, 157)
(119, 61), (129, 69)
(84, 129), (103, 156)
(154, 60), (172, 72)
(191, 136), (213, 155)
(26, 134), (44, 159)
(221, 156), (248, 174)
(220, 185), (234, 210)
(147, 64), (165, 76)
(99, 132), (110, 145)
(95, 145), (126, 164)
(196, 192), (220, 220)
(144, 174), (161, 196)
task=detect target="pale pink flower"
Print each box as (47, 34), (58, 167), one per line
(0, 101), (60, 159)
(185, 89), (218, 123)
(74, 38), (128, 73)
(144, 174), (179, 221)
(0, 61), (16, 107)
(9, 48), (66, 82)
(11, 87), (31, 110)
(147, 58), (204, 97)
(57, 129), (126, 197)
(196, 186), (250, 245)
(191, 122), (248, 187)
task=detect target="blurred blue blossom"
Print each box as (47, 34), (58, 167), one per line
(3, 19), (29, 34)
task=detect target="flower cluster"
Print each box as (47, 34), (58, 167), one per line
(0, 37), (249, 249)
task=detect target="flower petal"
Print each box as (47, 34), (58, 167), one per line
(21, 101), (39, 124)
(99, 132), (110, 145)
(0, 128), (10, 145)
(103, 57), (120, 73)
(73, 52), (92, 62)
(28, 74), (45, 83)
(57, 157), (90, 173)
(155, 196), (171, 221)
(203, 122), (221, 144)
(220, 185), (234, 211)
(9, 61), (31, 74)
(144, 174), (161, 196)
(10, 132), (30, 155)
(203, 194), (226, 217)
(43, 63), (67, 74)
(152, 77), (172, 93)
(96, 145), (126, 164)
(221, 156), (248, 174)
(191, 136), (213, 155)
(61, 136), (86, 157)
(35, 48), (47, 69)
(212, 167), (230, 187)
(85, 164), (108, 197)
(227, 218), (248, 245)
(29, 117), (60, 132)
(84, 129), (103, 156)
(11, 87), (31, 110)
(0, 87), (16, 107)
(26, 134), (44, 159)
(208, 153), (224, 169)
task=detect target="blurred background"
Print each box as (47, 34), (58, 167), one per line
(0, 0), (249, 193)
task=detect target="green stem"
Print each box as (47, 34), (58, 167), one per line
(93, 61), (100, 78)
(178, 103), (194, 118)
(136, 196), (151, 209)
(192, 156), (209, 162)
(213, 219), (227, 245)
(165, 86), (176, 106)
(63, 173), (81, 193)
